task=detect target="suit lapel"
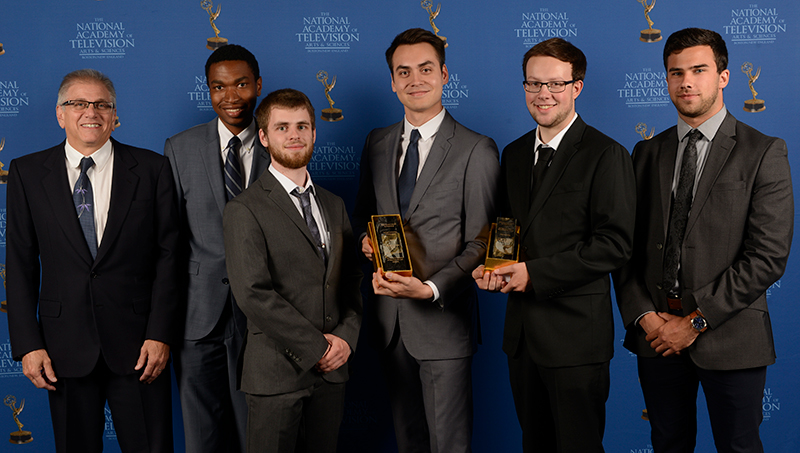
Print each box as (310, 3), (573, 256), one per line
(521, 117), (584, 238)
(200, 120), (227, 217)
(95, 140), (137, 265)
(658, 128), (679, 236)
(263, 172), (327, 262)
(685, 113), (737, 236)
(406, 112), (455, 219)
(316, 188), (338, 279)
(373, 123), (403, 215)
(505, 131), (535, 226)
(41, 143), (94, 264)
(250, 139), (270, 186)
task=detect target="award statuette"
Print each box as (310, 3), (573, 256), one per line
(4, 396), (32, 444)
(421, 1), (448, 48)
(0, 42), (5, 56)
(0, 137), (8, 184)
(484, 217), (520, 272)
(317, 71), (343, 122)
(742, 62), (765, 113)
(202, 0), (228, 50)
(368, 214), (413, 277)
(637, 0), (662, 43)
(635, 123), (655, 141)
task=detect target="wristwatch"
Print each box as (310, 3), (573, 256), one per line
(689, 310), (707, 333)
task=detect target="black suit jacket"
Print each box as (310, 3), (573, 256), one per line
(615, 112), (793, 370)
(6, 139), (181, 377)
(501, 116), (636, 367)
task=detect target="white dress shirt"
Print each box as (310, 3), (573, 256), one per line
(218, 119), (257, 189)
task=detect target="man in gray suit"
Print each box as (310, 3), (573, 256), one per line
(353, 28), (499, 453)
(615, 28), (793, 452)
(224, 88), (362, 453)
(164, 45), (268, 453)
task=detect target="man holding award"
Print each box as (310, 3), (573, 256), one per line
(354, 28), (499, 453)
(615, 28), (793, 452)
(224, 89), (362, 453)
(473, 38), (636, 452)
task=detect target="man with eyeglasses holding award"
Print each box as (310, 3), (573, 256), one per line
(6, 69), (180, 452)
(472, 38), (635, 452)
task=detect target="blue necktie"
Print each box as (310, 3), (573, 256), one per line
(398, 129), (421, 217)
(224, 136), (243, 201)
(73, 157), (97, 258)
(291, 188), (327, 263)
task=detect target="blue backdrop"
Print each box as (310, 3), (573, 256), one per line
(1, 1), (798, 452)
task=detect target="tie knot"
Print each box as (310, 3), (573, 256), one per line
(686, 129), (702, 147)
(79, 157), (94, 174)
(291, 187), (311, 202)
(537, 145), (553, 163)
(409, 129), (421, 144)
(227, 136), (241, 153)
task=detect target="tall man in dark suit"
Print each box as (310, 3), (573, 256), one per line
(614, 28), (793, 453)
(223, 89), (362, 453)
(6, 69), (180, 452)
(473, 38), (636, 452)
(164, 44), (267, 453)
(353, 28), (499, 453)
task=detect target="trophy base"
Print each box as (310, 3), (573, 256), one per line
(1, 300), (6, 313)
(206, 37), (228, 51)
(640, 29), (662, 43)
(321, 108), (344, 122)
(743, 99), (765, 113)
(10, 431), (32, 444)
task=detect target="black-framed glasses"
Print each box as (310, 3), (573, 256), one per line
(60, 100), (115, 112)
(522, 80), (576, 93)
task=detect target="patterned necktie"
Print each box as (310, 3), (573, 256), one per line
(397, 129), (421, 217)
(663, 129), (702, 293)
(531, 145), (554, 196)
(224, 136), (243, 201)
(291, 188), (327, 263)
(73, 157), (97, 258)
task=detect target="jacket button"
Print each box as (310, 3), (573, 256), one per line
(90, 272), (98, 279)
(656, 243), (663, 250)
(222, 278), (229, 285)
(656, 284), (662, 290)
(326, 315), (332, 322)
(296, 357), (302, 362)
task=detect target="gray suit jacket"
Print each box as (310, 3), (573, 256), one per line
(164, 119), (270, 340)
(353, 111), (500, 360)
(615, 112), (794, 370)
(223, 170), (363, 395)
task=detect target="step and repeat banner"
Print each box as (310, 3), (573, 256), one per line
(1, 1), (798, 452)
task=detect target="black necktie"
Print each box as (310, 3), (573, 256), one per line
(531, 145), (554, 196)
(73, 157), (97, 259)
(224, 136), (243, 201)
(663, 129), (702, 293)
(398, 129), (421, 217)
(291, 188), (327, 263)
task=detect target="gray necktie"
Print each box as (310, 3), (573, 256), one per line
(224, 136), (243, 201)
(73, 157), (97, 258)
(291, 188), (327, 263)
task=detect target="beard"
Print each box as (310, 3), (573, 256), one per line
(270, 143), (313, 169)
(672, 89), (719, 119)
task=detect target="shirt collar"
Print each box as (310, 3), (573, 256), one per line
(65, 138), (113, 170)
(217, 118), (256, 154)
(677, 105), (727, 142)
(403, 107), (446, 142)
(534, 112), (578, 151)
(268, 164), (316, 197)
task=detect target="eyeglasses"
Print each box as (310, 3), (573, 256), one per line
(522, 80), (576, 93)
(60, 100), (115, 112)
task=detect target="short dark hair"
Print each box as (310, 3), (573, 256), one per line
(385, 28), (446, 74)
(522, 38), (587, 81)
(255, 89), (316, 132)
(57, 69), (116, 106)
(205, 44), (260, 83)
(663, 28), (728, 73)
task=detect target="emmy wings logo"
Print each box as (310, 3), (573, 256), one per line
(308, 142), (359, 181)
(724, 4), (785, 45)
(0, 341), (23, 378)
(514, 8), (577, 48)
(442, 73), (468, 110)
(70, 18), (135, 59)
(0, 81), (29, 118)
(296, 12), (360, 53)
(188, 75), (213, 112)
(619, 68), (669, 108)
